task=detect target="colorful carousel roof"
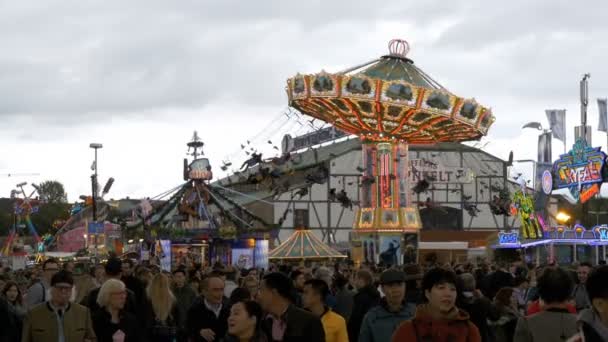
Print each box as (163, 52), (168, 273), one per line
(269, 229), (346, 260)
(286, 39), (495, 143)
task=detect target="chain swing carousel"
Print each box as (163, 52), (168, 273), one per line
(285, 39), (495, 265)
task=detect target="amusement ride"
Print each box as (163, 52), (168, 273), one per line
(285, 38), (495, 263)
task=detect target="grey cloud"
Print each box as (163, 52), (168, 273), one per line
(0, 0), (607, 133)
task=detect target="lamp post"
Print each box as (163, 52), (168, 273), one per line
(89, 143), (102, 262)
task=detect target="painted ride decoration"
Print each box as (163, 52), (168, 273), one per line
(511, 190), (543, 239)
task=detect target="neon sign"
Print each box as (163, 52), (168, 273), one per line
(499, 231), (519, 244)
(599, 227), (608, 241)
(553, 139), (606, 203)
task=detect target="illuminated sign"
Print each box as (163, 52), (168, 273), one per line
(499, 231), (519, 244)
(409, 159), (473, 184)
(599, 227), (608, 241)
(553, 139), (606, 203)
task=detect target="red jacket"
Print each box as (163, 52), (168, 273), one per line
(392, 305), (481, 342)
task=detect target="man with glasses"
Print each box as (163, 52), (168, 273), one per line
(22, 270), (96, 342)
(27, 258), (59, 309)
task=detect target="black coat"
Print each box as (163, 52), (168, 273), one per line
(458, 295), (499, 342)
(261, 304), (325, 342)
(186, 298), (230, 342)
(348, 285), (380, 342)
(122, 275), (145, 305)
(0, 297), (21, 342)
(92, 309), (142, 342)
(143, 300), (183, 342)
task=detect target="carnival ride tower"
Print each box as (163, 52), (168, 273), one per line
(286, 39), (495, 263)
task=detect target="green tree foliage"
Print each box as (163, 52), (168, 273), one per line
(30, 202), (71, 235)
(37, 180), (68, 203)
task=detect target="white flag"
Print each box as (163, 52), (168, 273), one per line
(598, 98), (608, 133)
(545, 109), (566, 142)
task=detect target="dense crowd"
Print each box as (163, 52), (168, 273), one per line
(0, 257), (607, 341)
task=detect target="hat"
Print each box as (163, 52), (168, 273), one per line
(380, 269), (405, 285)
(51, 270), (74, 286)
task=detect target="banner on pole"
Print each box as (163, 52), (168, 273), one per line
(546, 109), (566, 142)
(598, 98), (608, 133)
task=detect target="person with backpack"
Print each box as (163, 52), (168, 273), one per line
(392, 268), (481, 342)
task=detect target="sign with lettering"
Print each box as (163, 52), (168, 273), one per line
(409, 159), (473, 184)
(598, 226), (608, 241)
(498, 231), (519, 244)
(553, 139), (606, 203)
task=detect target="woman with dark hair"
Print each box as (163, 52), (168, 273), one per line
(391, 268), (481, 342)
(488, 287), (521, 342)
(224, 300), (268, 342)
(2, 281), (26, 319)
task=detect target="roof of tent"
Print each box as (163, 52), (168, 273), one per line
(269, 229), (346, 260)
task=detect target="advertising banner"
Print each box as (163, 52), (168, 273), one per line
(159, 240), (172, 272)
(232, 248), (254, 269)
(254, 240), (269, 269)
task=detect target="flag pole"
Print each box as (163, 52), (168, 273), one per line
(564, 108), (567, 154)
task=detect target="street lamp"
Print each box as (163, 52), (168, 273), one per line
(89, 143), (102, 262)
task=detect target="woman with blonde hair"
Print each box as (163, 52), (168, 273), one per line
(145, 273), (182, 342)
(92, 279), (141, 342)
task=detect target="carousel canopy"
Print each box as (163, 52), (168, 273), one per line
(269, 229), (346, 260)
(286, 39), (495, 143)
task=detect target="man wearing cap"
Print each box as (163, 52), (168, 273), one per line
(358, 269), (415, 342)
(22, 270), (96, 342)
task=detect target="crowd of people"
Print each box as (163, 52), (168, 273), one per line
(0, 257), (607, 341)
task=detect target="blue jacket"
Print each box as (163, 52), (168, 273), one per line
(358, 299), (416, 342)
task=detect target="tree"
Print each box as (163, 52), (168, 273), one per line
(37, 180), (68, 204)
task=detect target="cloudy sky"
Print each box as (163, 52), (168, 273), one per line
(1, 0), (607, 201)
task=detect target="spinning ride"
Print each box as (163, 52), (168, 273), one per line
(2, 183), (42, 257)
(286, 39), (495, 263)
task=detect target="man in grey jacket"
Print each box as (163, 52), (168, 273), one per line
(514, 267), (578, 342)
(26, 258), (59, 309)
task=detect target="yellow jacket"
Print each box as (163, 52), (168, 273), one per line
(321, 308), (349, 342)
